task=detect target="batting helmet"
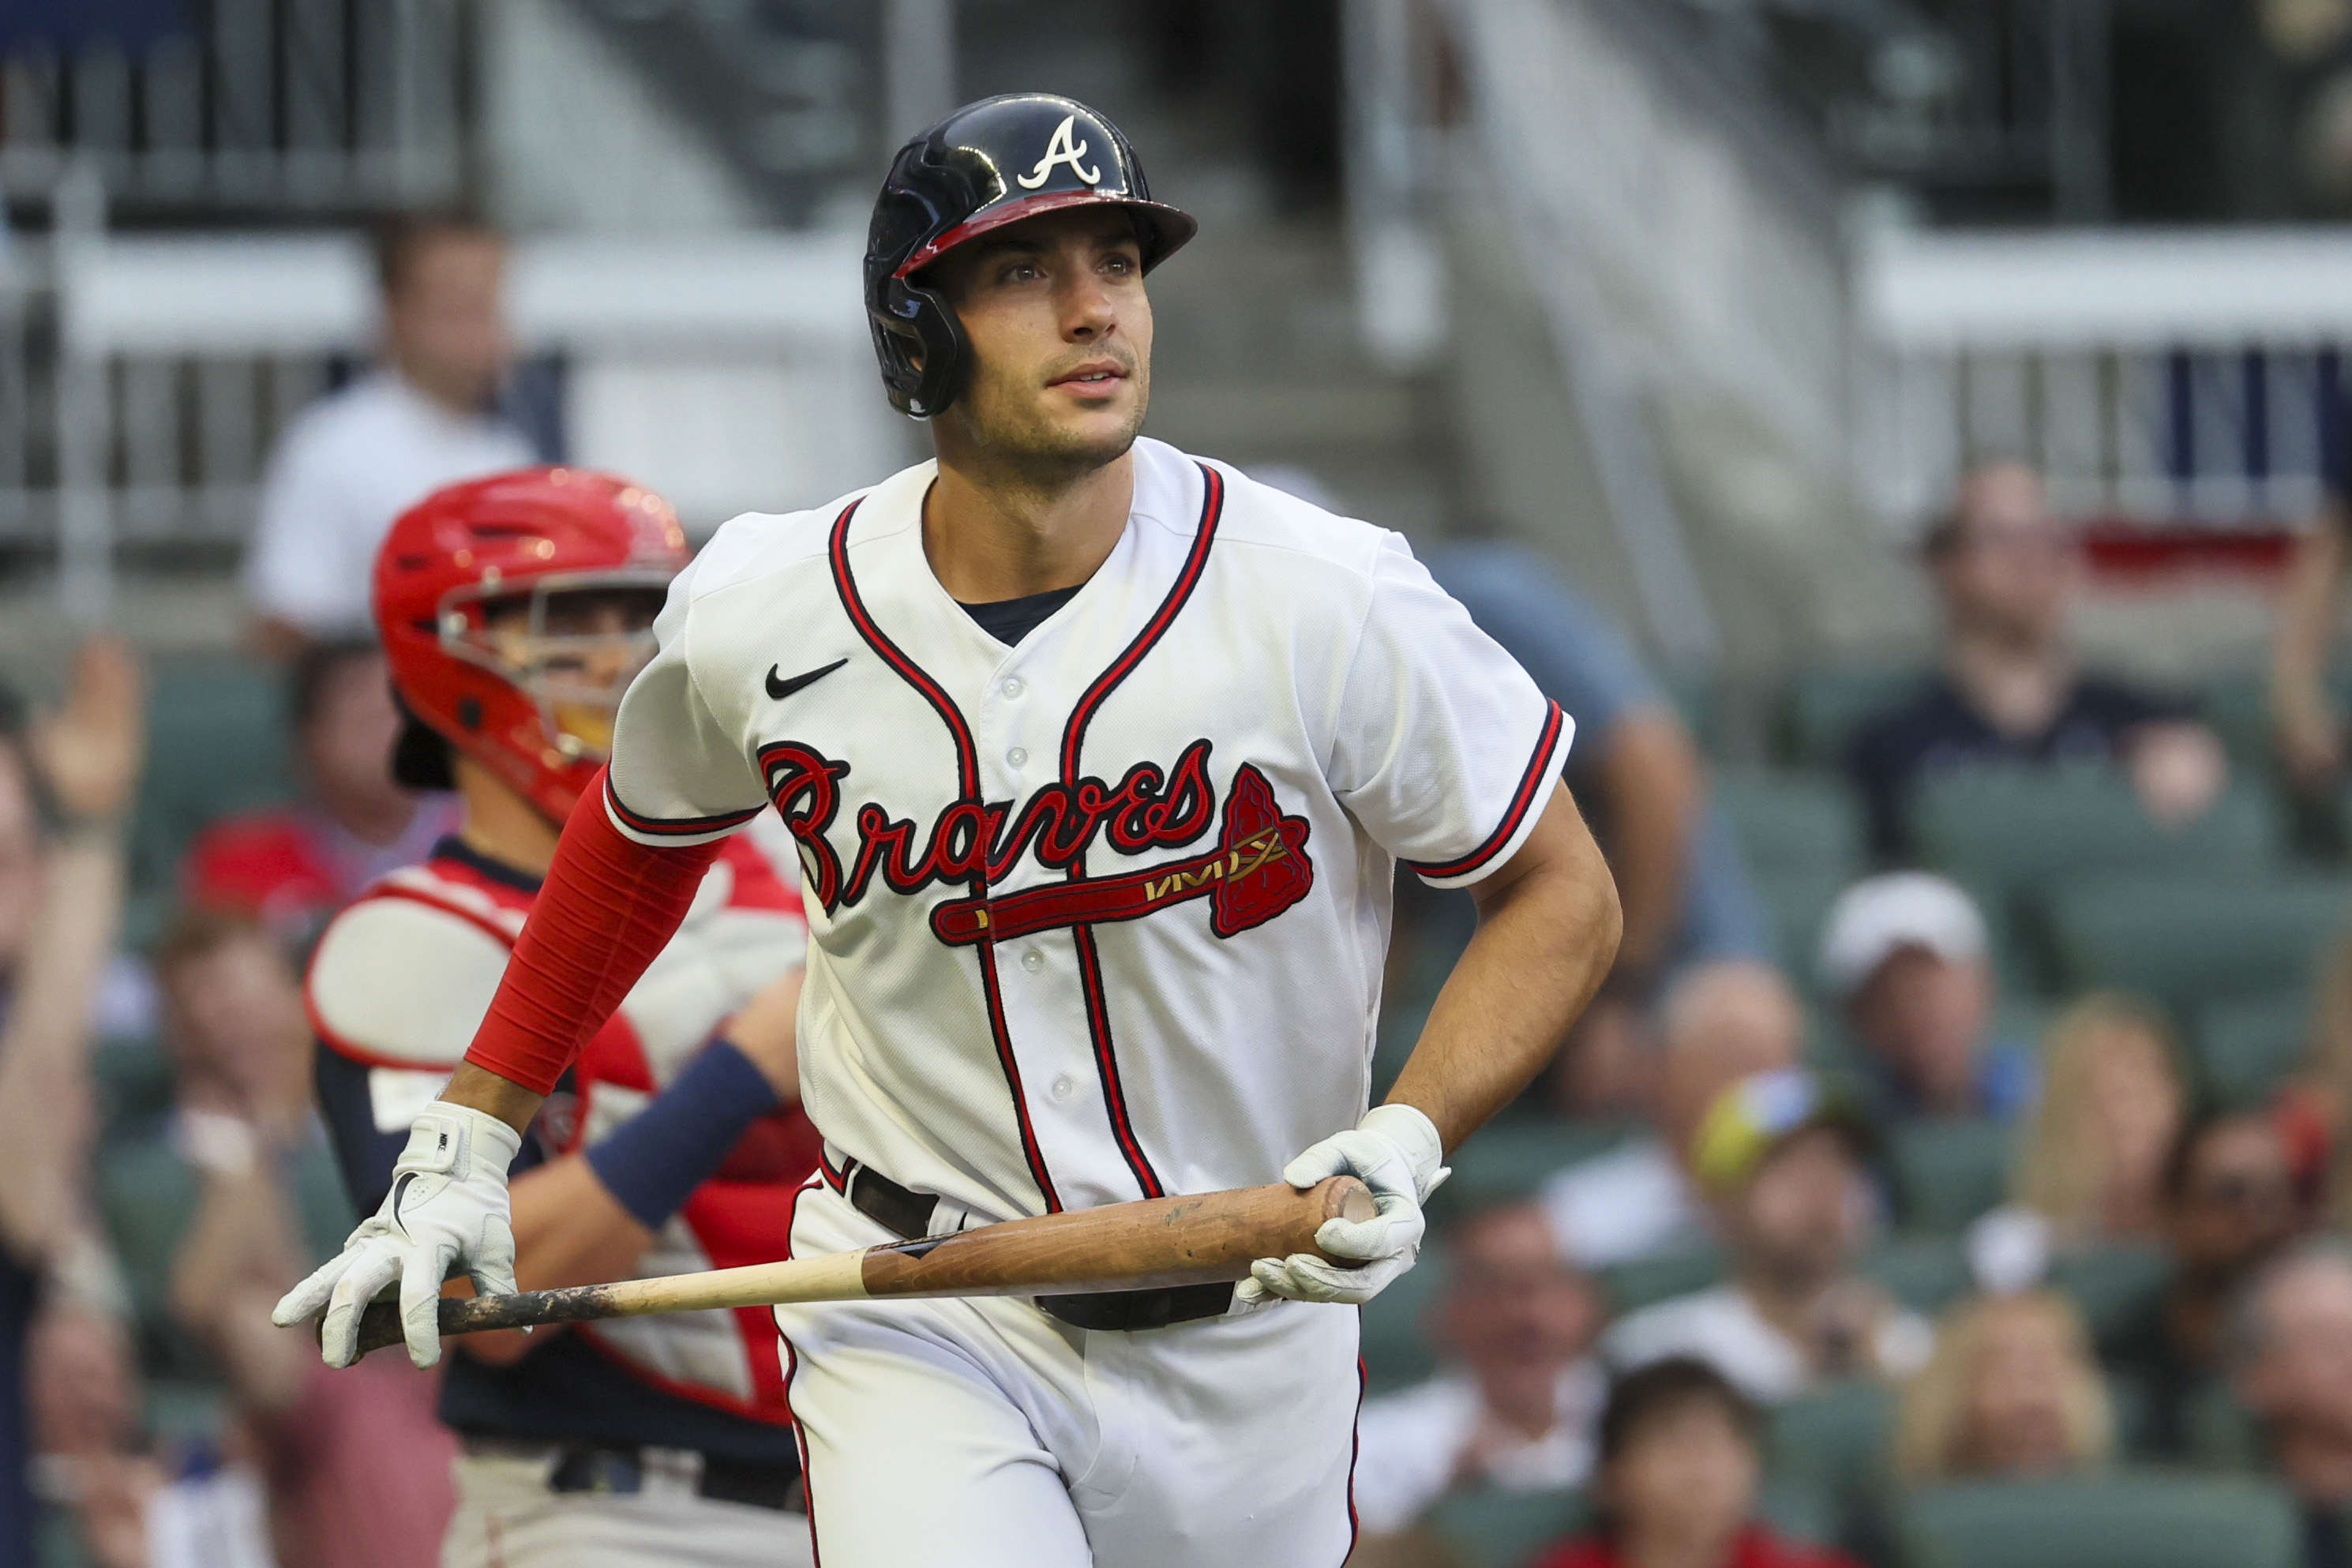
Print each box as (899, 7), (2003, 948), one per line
(373, 467), (689, 824)
(865, 93), (1197, 418)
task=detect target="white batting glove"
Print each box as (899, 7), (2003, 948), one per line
(1239, 1104), (1450, 1307)
(270, 1105), (522, 1370)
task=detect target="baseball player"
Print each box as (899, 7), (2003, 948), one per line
(278, 95), (1621, 1566)
(302, 468), (819, 1564)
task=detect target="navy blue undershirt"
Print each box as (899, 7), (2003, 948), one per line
(959, 585), (1081, 647)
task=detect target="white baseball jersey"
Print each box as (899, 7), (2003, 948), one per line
(603, 437), (1571, 1221)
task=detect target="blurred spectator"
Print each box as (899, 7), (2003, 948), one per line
(2232, 1240), (2352, 1566)
(1894, 1292), (2114, 1484)
(2107, 1108), (2309, 1459)
(243, 216), (533, 653)
(1527, 1357), (1864, 1568)
(0, 640), (144, 1568)
(1604, 1069), (1930, 1401)
(156, 908), (455, 1566)
(2009, 996), (2187, 1244)
(1354, 1204), (1608, 1536)
(1418, 540), (1769, 1115)
(1542, 963), (1803, 1270)
(2274, 449), (2352, 797)
(1816, 873), (2035, 1124)
(27, 1300), (275, 1568)
(181, 641), (455, 950)
(1847, 460), (2227, 861)
(2283, 932), (2352, 1225)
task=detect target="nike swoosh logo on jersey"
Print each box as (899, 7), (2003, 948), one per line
(766, 658), (847, 701)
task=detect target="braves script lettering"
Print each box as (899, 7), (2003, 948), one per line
(753, 737), (1314, 942)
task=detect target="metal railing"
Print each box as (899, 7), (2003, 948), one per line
(0, 0), (474, 216)
(1856, 226), (2352, 532)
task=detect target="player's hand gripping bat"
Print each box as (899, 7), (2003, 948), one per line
(336, 1176), (1375, 1359)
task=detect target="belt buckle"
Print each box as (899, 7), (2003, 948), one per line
(548, 1446), (644, 1497)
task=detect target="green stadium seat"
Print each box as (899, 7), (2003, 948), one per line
(89, 1037), (174, 1139)
(1425, 1487), (1589, 1568)
(2047, 1241), (2170, 1345)
(2192, 989), (2311, 1108)
(1361, 1235), (1448, 1394)
(1860, 1233), (1973, 1315)
(2193, 669), (2273, 771)
(1713, 769), (1866, 881)
(1896, 1473), (2299, 1568)
(126, 655), (296, 943)
(1599, 1240), (1724, 1315)
(1911, 771), (2279, 903)
(1777, 665), (1930, 771)
(94, 1133), (202, 1330)
(2045, 874), (2352, 1010)
(1885, 1120), (2014, 1233)
(1439, 1120), (1637, 1215)
(1757, 868), (1855, 981)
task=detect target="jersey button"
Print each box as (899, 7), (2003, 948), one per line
(1049, 1075), (1075, 1102)
(1007, 747), (1029, 769)
(1020, 948), (1044, 972)
(1001, 677), (1025, 699)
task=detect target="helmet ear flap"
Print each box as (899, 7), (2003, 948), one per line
(872, 277), (968, 420)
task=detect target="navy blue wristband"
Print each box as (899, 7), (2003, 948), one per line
(584, 1039), (781, 1230)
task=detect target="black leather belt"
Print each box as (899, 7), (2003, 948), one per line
(537, 1443), (803, 1513)
(840, 1159), (1235, 1332)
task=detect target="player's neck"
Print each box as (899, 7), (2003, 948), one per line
(453, 756), (561, 878)
(921, 443), (1135, 603)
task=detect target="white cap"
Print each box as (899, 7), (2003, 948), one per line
(1815, 871), (1988, 999)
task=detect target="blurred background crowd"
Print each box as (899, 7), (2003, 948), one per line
(8, 1), (2352, 1566)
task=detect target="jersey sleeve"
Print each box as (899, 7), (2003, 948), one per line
(603, 562), (770, 846)
(1327, 535), (1574, 889)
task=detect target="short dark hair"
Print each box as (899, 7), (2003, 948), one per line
(1597, 1356), (1761, 1467)
(371, 211), (502, 299)
(2161, 1107), (2250, 1204)
(156, 903), (272, 979)
(287, 639), (383, 734)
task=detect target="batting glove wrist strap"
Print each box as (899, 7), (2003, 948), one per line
(270, 1104), (523, 1371)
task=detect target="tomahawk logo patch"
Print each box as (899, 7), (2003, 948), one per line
(1017, 114), (1102, 189)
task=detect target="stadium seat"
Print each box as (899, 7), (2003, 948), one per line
(2045, 874), (2352, 1010)
(1712, 769), (1867, 881)
(1599, 1240), (1724, 1315)
(1896, 1472), (2300, 1568)
(89, 1037), (174, 1139)
(1361, 1235), (1448, 1394)
(126, 655), (296, 946)
(1911, 771), (2280, 903)
(1757, 868), (1856, 982)
(1859, 1233), (1973, 1315)
(1439, 1120), (1637, 1216)
(1425, 1487), (1590, 1568)
(95, 1133), (202, 1330)
(2047, 1241), (2171, 1345)
(1776, 665), (1931, 771)
(1885, 1120), (2014, 1232)
(2191, 989), (2311, 1108)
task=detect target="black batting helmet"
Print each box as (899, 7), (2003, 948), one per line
(865, 94), (1197, 419)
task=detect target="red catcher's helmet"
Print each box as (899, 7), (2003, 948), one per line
(373, 466), (689, 823)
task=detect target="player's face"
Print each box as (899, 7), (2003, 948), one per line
(931, 208), (1153, 476)
(481, 586), (667, 760)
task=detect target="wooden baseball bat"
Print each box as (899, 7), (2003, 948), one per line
(343, 1175), (1375, 1358)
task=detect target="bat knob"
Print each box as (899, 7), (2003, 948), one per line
(1321, 1175), (1379, 1226)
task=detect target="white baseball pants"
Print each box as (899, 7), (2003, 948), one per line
(774, 1182), (1365, 1568)
(441, 1448), (815, 1567)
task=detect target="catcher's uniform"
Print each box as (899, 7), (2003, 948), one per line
(601, 438), (1572, 1566)
(309, 828), (819, 1566)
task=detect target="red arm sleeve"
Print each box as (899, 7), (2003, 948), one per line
(463, 771), (724, 1095)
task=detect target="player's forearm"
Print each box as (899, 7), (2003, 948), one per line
(458, 771), (721, 1109)
(1384, 786), (1621, 1150)
(1594, 710), (1700, 978)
